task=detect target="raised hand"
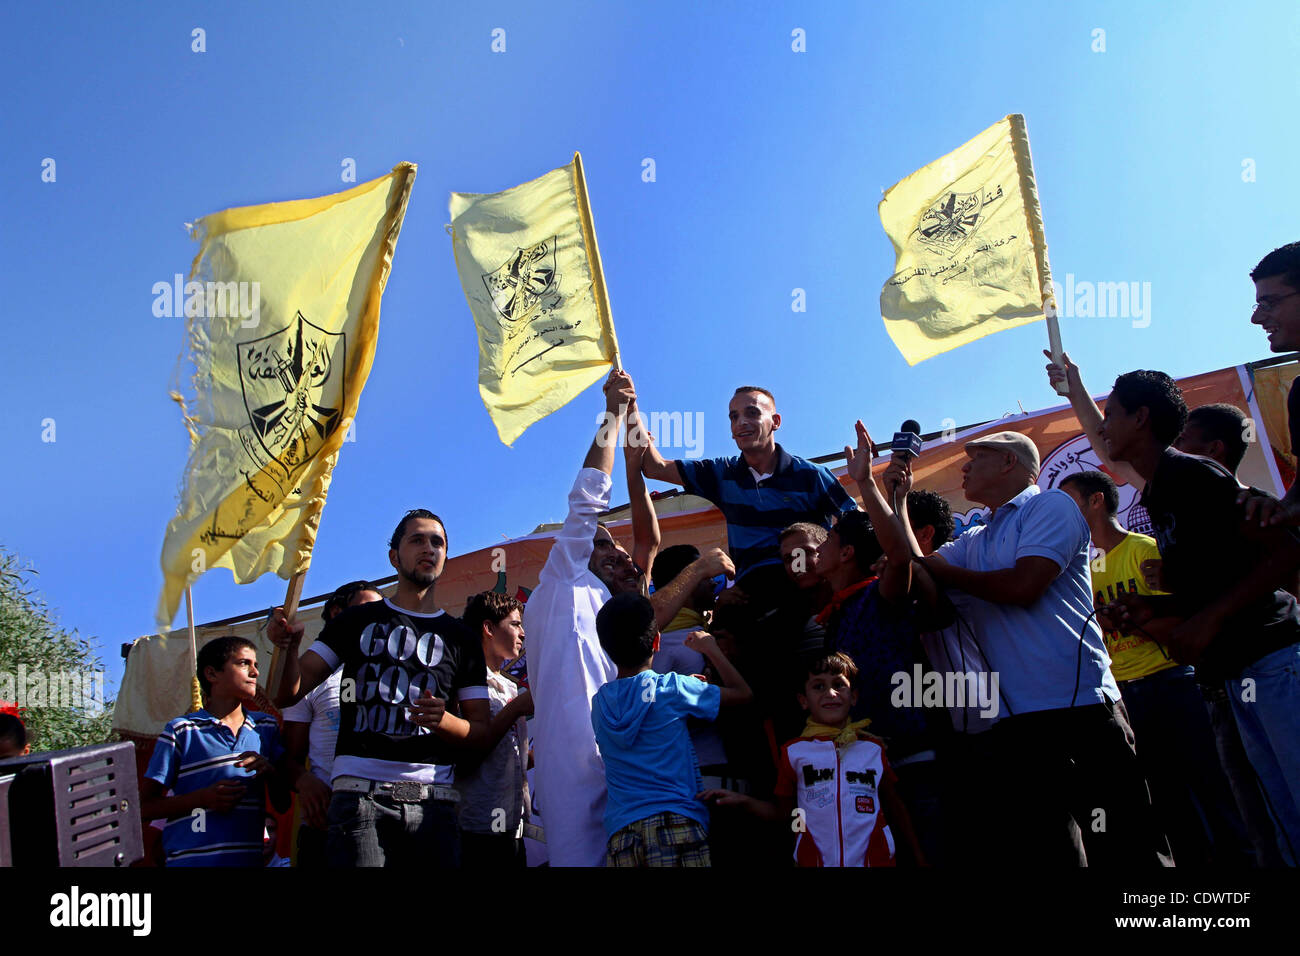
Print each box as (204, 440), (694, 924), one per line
(882, 452), (914, 500)
(844, 420), (878, 485)
(266, 606), (305, 648)
(1043, 349), (1083, 395)
(604, 369), (635, 414)
(697, 547), (736, 581)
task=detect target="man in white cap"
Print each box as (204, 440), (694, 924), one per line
(913, 431), (1171, 867)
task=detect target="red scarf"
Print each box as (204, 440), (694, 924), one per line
(814, 576), (878, 626)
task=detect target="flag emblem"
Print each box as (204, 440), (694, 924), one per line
(482, 237), (562, 333)
(913, 186), (1004, 255)
(236, 311), (345, 494)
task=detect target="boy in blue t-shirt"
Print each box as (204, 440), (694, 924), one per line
(141, 636), (288, 866)
(591, 592), (752, 867)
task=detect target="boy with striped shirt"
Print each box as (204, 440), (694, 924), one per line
(141, 636), (287, 866)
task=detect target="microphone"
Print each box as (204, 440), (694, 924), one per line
(891, 420), (923, 460)
(888, 420), (922, 518)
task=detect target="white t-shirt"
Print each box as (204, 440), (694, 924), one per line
(455, 669), (528, 835)
(281, 669), (342, 784)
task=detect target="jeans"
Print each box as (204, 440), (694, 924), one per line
(326, 790), (460, 868)
(1225, 642), (1300, 866)
(1119, 665), (1252, 866)
(1202, 684), (1287, 867)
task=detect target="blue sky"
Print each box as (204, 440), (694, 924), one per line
(1, 1), (1296, 699)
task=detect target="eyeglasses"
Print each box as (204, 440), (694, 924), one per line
(1253, 291), (1300, 315)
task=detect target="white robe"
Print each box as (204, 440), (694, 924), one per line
(523, 467), (618, 866)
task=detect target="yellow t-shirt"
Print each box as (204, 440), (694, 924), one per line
(1093, 532), (1176, 682)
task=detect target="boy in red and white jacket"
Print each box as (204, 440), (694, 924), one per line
(700, 652), (924, 867)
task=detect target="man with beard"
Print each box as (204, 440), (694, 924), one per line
(526, 370), (735, 866)
(274, 511), (490, 867)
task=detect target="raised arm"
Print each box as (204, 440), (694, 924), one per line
(630, 387), (683, 485)
(623, 395), (661, 577)
(684, 630), (752, 707)
(648, 547), (735, 629)
(844, 421), (913, 602)
(538, 373), (629, 587)
(1044, 350), (1144, 489)
(583, 368), (631, 477)
(268, 607), (333, 708)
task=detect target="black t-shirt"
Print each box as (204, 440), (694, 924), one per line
(310, 599), (487, 777)
(1140, 448), (1300, 679)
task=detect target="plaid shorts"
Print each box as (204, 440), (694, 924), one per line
(606, 811), (711, 868)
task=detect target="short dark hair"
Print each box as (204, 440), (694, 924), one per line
(1186, 403), (1249, 472)
(831, 510), (883, 574)
(732, 386), (775, 405)
(906, 490), (954, 548)
(1060, 470), (1120, 516)
(197, 636), (257, 697)
(1110, 370), (1188, 447)
(322, 580), (379, 621)
(803, 652), (859, 691)
(463, 591), (524, 640)
(650, 544), (700, 591)
(389, 509), (447, 552)
(1250, 241), (1300, 290)
(595, 592), (658, 670)
(779, 521), (828, 546)
(0, 713), (27, 752)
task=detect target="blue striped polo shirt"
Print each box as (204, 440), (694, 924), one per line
(676, 444), (857, 579)
(145, 708), (282, 867)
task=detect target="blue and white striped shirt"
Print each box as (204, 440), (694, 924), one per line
(145, 708), (282, 867)
(677, 444), (857, 579)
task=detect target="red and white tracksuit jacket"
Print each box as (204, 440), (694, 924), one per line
(774, 729), (896, 867)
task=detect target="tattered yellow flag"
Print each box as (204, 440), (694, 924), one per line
(157, 163), (416, 628)
(879, 114), (1053, 365)
(450, 152), (620, 445)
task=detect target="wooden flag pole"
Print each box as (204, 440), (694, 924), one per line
(1046, 293), (1070, 398)
(571, 151), (621, 370)
(184, 586), (203, 712)
(1007, 114), (1069, 399)
(265, 570), (306, 704)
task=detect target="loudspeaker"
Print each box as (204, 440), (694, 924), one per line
(0, 741), (143, 867)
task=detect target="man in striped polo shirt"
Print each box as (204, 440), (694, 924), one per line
(640, 386), (857, 592)
(141, 636), (287, 866)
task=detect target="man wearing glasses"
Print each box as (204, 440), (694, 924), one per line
(1242, 242), (1300, 527)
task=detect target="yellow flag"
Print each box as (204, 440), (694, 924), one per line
(157, 163), (416, 628)
(450, 152), (620, 445)
(878, 114), (1053, 365)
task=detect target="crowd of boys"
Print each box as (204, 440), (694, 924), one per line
(130, 241), (1300, 867)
